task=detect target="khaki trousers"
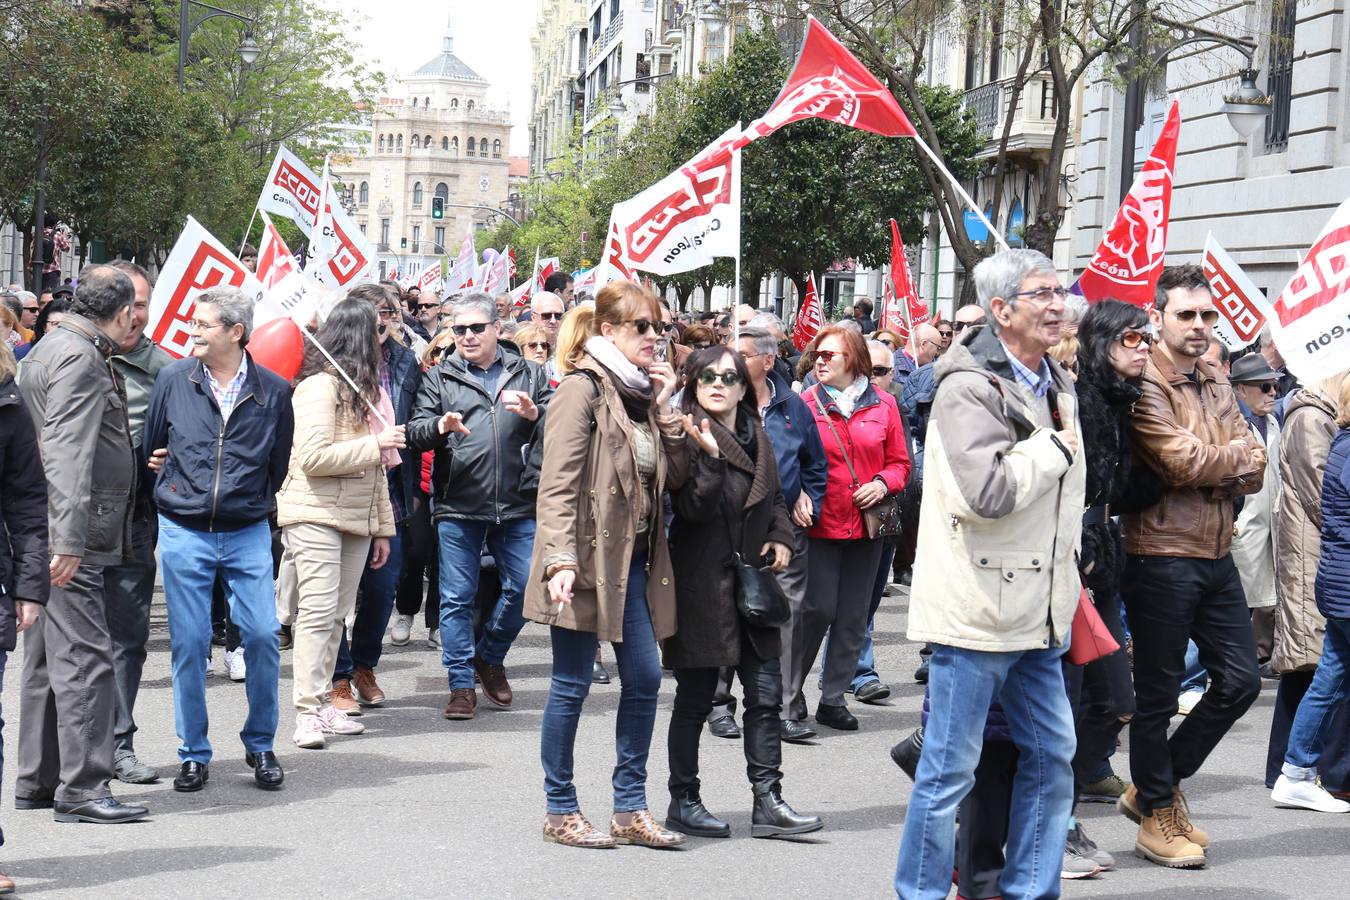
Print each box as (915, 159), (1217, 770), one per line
(284, 523), (372, 716)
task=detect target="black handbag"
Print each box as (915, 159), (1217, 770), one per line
(731, 552), (791, 628)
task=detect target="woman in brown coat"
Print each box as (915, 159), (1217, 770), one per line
(524, 281), (687, 849)
(663, 346), (823, 840)
(1267, 373), (1350, 791)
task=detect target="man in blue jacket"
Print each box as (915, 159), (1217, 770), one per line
(143, 286), (294, 794)
(706, 328), (828, 744)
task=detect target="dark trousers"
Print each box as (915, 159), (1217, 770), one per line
(102, 513), (156, 758)
(15, 563), (116, 803)
(396, 497), (440, 629)
(1266, 668), (1350, 791)
(1252, 605), (1276, 664)
(1122, 553), (1261, 813)
(669, 633), (784, 797)
(336, 528), (404, 679)
(1068, 589), (1134, 801)
(956, 740), (1019, 900)
(794, 536), (884, 708)
(212, 577), (241, 651)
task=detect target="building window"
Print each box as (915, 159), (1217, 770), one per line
(610, 0), (619, 19)
(396, 134), (403, 152)
(424, 97), (430, 108)
(359, 181), (369, 204)
(1265, 0), (1296, 153)
(479, 136), (488, 158)
(492, 139), (502, 158)
(451, 98), (459, 109)
(380, 218), (390, 245)
(412, 134), (420, 148)
(467, 136), (476, 155)
(467, 100), (475, 112)
(412, 225), (421, 248)
(702, 21), (725, 67)
(412, 182), (424, 206)
(451, 136), (459, 155)
(411, 97), (418, 109)
(435, 226), (445, 250)
(441, 136), (449, 150)
(378, 135), (385, 153)
(435, 182), (449, 202)
(424, 134), (432, 148)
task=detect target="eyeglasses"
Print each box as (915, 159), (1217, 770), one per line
(525, 341), (551, 352)
(622, 318), (655, 335)
(812, 350), (846, 364)
(739, 350), (770, 360)
(536, 311), (563, 321)
(450, 322), (491, 336)
(1007, 286), (1070, 305)
(377, 308), (401, 319)
(1168, 308), (1221, 327)
(870, 366), (892, 377)
(189, 320), (226, 331)
(1116, 330), (1153, 349)
(697, 369), (742, 387)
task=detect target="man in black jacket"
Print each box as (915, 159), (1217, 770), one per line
(143, 286), (294, 793)
(408, 291), (550, 721)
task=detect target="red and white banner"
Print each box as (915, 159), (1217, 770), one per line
(609, 124), (742, 277)
(508, 278), (532, 308)
(883, 219), (926, 340)
(443, 229), (479, 295)
(148, 217), (275, 359)
(416, 260), (443, 293)
(534, 255), (561, 293)
(256, 211), (324, 326)
(1202, 233), (1268, 352)
(1075, 99), (1180, 309)
(598, 219), (639, 286)
(572, 266), (599, 294)
(257, 145), (323, 237)
(310, 159), (378, 291)
(507, 247), (518, 281)
(481, 246), (510, 295)
(792, 272), (824, 352)
(1267, 196), (1350, 382)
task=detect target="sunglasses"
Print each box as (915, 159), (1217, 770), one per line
(23, 306), (38, 313)
(525, 341), (551, 352)
(698, 369), (742, 387)
(937, 330), (953, 339)
(416, 303), (440, 311)
(870, 366), (892, 377)
(450, 322), (491, 336)
(813, 350), (846, 364)
(622, 318), (655, 335)
(1116, 330), (1153, 349)
(661, 322), (678, 333)
(952, 320), (976, 332)
(536, 311), (563, 321)
(1258, 382), (1279, 394)
(1169, 308), (1221, 326)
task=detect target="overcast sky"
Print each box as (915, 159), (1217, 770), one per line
(335, 0), (536, 156)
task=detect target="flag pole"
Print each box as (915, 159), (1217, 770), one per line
(733, 143), (743, 342)
(911, 135), (1011, 253)
(297, 325), (392, 430)
(238, 207), (259, 258)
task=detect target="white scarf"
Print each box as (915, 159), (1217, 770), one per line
(824, 376), (870, 418)
(584, 336), (651, 391)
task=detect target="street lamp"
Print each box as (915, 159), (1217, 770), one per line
(1222, 68), (1274, 137)
(178, 1), (261, 89)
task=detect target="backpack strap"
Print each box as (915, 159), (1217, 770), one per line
(565, 369), (602, 432)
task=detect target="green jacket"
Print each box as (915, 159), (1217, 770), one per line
(112, 335), (173, 450)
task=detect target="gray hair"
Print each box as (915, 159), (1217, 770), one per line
(195, 286), (254, 347)
(499, 319), (520, 338)
(737, 326), (778, 357)
(867, 339), (894, 358)
(107, 259), (152, 289)
(1063, 291), (1088, 327)
(973, 249), (1057, 334)
(836, 318), (863, 334)
(453, 290), (497, 323)
(531, 290), (563, 311)
(71, 264), (135, 323)
(748, 312), (785, 340)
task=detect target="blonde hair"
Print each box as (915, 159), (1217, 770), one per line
(555, 279), (660, 374)
(0, 303), (17, 332)
(1334, 370), (1350, 428)
(513, 322), (550, 359)
(0, 341), (15, 382)
(1049, 333), (1079, 372)
(421, 327), (455, 369)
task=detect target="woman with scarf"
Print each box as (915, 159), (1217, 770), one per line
(663, 346), (823, 840)
(791, 324), (910, 732)
(524, 280), (688, 849)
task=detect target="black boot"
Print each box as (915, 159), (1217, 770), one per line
(666, 792), (731, 838)
(890, 726), (924, 781)
(751, 788), (823, 838)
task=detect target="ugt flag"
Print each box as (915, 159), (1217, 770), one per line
(608, 124), (743, 276)
(1202, 234), (1268, 352)
(1266, 196), (1350, 382)
(1075, 99), (1180, 309)
(792, 272), (823, 351)
(257, 145), (323, 237)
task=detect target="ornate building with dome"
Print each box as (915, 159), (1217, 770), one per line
(336, 15), (513, 282)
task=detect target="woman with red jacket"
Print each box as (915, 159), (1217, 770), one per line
(793, 324), (910, 731)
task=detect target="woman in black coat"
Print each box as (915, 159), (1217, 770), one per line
(663, 346), (822, 840)
(0, 346), (49, 892)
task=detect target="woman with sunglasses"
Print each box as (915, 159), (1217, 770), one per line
(524, 280), (688, 849)
(662, 346), (824, 840)
(513, 323), (553, 368)
(792, 324), (911, 732)
(1062, 298), (1163, 867)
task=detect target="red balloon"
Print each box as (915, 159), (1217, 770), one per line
(249, 317), (304, 382)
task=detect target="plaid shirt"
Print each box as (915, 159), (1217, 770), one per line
(206, 355), (249, 421)
(1001, 342), (1053, 399)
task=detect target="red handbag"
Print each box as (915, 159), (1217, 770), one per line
(1068, 587), (1121, 665)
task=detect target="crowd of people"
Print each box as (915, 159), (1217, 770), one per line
(1, 247), (1349, 897)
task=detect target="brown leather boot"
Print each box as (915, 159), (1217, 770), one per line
(330, 678), (361, 716)
(473, 656), (513, 708)
(352, 666), (386, 706)
(443, 688), (477, 720)
(1135, 803), (1206, 868)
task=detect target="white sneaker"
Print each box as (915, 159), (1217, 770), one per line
(317, 703), (365, 735)
(293, 713), (326, 749)
(205, 655), (213, 679)
(390, 613), (413, 646)
(1177, 689), (1204, 717)
(1272, 774), (1350, 812)
(225, 647), (247, 682)
(427, 627), (441, 648)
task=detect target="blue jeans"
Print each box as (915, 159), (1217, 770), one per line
(335, 527), (404, 679)
(436, 517), (535, 689)
(158, 516), (280, 763)
(541, 551), (662, 814)
(895, 642), (1075, 900)
(819, 544), (895, 692)
(1181, 640), (1208, 693)
(1285, 617), (1350, 775)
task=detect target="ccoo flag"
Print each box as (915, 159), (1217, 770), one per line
(1266, 196), (1350, 382)
(1201, 234), (1269, 352)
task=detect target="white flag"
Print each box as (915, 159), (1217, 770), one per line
(416, 260), (443, 294)
(1201, 234), (1269, 352)
(257, 211), (325, 327)
(1266, 197), (1350, 383)
(258, 145), (324, 237)
(443, 229), (479, 295)
(310, 158), (378, 292)
(608, 124), (742, 276)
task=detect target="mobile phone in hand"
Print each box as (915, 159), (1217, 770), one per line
(653, 338), (669, 363)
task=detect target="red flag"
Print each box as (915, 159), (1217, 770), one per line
(792, 273), (824, 351)
(884, 219), (926, 339)
(507, 247), (518, 280)
(744, 16), (916, 142)
(1076, 99), (1180, 309)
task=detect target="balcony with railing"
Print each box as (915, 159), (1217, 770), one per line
(962, 73), (1060, 159)
(587, 10), (624, 65)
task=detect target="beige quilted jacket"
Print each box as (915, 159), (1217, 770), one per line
(276, 373), (395, 538)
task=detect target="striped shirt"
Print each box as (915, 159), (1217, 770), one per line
(206, 355), (249, 422)
(1001, 342), (1053, 399)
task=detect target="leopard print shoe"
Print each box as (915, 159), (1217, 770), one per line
(543, 812), (617, 849)
(610, 809), (687, 849)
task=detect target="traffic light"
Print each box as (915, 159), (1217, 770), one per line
(400, 237), (407, 249)
(431, 196), (444, 219)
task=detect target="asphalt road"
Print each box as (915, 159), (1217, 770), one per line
(3, 583), (1346, 898)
